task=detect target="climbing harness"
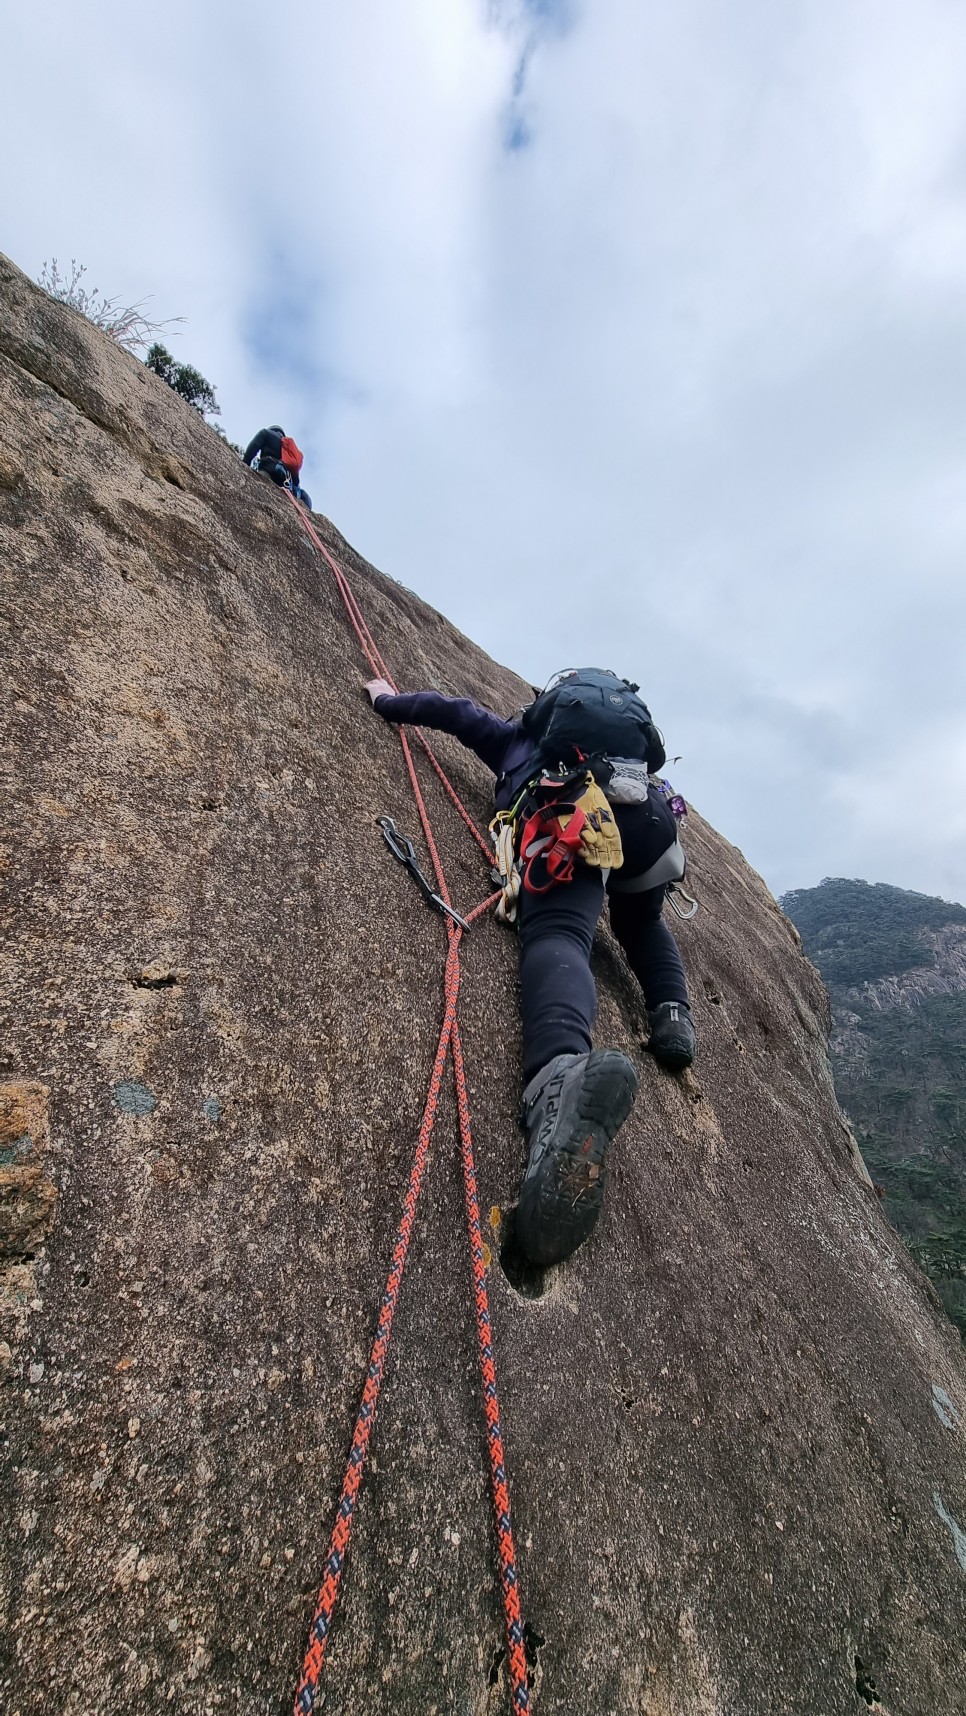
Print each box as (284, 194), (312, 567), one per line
(607, 835), (686, 895)
(606, 833), (699, 919)
(490, 769), (623, 908)
(491, 765), (699, 924)
(377, 813), (473, 930)
(283, 492), (531, 1715)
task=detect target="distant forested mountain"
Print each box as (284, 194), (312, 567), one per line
(782, 877), (966, 1339)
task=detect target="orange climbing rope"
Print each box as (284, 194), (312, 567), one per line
(284, 493), (531, 1714)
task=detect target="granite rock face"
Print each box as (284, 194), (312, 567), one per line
(833, 919), (966, 1058)
(782, 879), (966, 1344)
(1, 252), (965, 1716)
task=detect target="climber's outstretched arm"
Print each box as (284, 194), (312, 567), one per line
(365, 682), (515, 775)
(242, 429), (270, 467)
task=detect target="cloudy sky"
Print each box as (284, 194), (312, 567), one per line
(5, 0), (966, 902)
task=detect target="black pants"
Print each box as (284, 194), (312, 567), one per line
(517, 793), (690, 1081)
(257, 457), (288, 487)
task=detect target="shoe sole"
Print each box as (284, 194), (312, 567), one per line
(515, 1050), (639, 1267)
(648, 1038), (695, 1072)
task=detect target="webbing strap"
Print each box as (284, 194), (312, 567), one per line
(284, 493), (530, 1714)
(606, 835), (686, 895)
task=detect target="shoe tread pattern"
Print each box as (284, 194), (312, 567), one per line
(517, 1050), (638, 1266)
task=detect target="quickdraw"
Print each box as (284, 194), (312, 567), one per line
(377, 813), (473, 930)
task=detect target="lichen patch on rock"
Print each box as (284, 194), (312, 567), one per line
(0, 1081), (57, 1349)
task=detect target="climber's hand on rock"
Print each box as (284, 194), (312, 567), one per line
(365, 677), (394, 705)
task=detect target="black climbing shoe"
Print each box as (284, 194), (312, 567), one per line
(646, 1000), (696, 1071)
(515, 1050), (639, 1267)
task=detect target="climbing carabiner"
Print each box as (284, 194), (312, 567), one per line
(375, 816), (472, 932)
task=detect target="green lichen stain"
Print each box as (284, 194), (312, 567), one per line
(112, 1082), (157, 1117)
(0, 1132), (31, 1166)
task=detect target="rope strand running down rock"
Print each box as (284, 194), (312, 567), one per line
(285, 493), (530, 1715)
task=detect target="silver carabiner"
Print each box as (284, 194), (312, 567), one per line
(667, 883), (699, 920)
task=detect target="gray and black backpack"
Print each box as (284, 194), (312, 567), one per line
(521, 668), (665, 776)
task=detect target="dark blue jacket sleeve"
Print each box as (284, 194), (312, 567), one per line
(373, 691), (517, 776)
(243, 429), (271, 467)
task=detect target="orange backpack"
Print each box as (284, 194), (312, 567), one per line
(279, 434), (303, 474)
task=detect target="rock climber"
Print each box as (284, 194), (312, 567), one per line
(365, 669), (696, 1268)
(242, 425), (308, 502)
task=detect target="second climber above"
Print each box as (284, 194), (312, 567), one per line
(365, 668), (697, 1270)
(242, 424), (308, 501)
